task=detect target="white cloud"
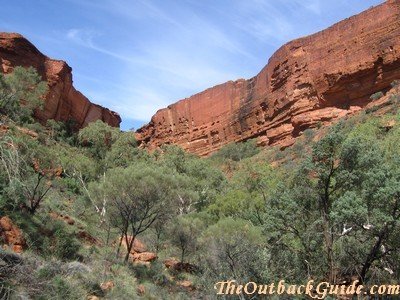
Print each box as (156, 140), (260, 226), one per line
(230, 0), (322, 44)
(96, 87), (170, 122)
(62, 0), (336, 126)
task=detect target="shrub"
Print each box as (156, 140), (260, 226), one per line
(130, 261), (168, 285)
(212, 139), (259, 162)
(44, 275), (83, 300)
(0, 66), (47, 124)
(370, 91), (384, 101)
(53, 229), (81, 261)
(389, 94), (400, 104)
(41, 222), (81, 261)
(78, 120), (120, 160)
(303, 128), (315, 140)
(391, 80), (400, 87)
(46, 119), (78, 145)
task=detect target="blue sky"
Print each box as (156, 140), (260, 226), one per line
(1, 0), (382, 130)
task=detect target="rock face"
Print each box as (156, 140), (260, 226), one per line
(117, 236), (157, 264)
(0, 33), (121, 128)
(137, 1), (400, 156)
(0, 216), (26, 253)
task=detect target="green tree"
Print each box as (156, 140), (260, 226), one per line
(0, 134), (58, 214)
(0, 66), (47, 124)
(46, 119), (78, 144)
(90, 163), (177, 262)
(160, 145), (226, 211)
(78, 120), (120, 160)
(200, 218), (267, 289)
(211, 139), (260, 162)
(263, 119), (400, 284)
(168, 215), (203, 264)
(104, 131), (149, 167)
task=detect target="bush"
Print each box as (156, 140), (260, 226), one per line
(53, 229), (81, 261)
(391, 80), (400, 87)
(130, 261), (169, 285)
(370, 91), (384, 101)
(303, 128), (315, 140)
(212, 139), (259, 162)
(389, 94), (400, 105)
(78, 120), (120, 160)
(46, 119), (77, 145)
(43, 275), (83, 300)
(0, 66), (47, 124)
(42, 222), (81, 261)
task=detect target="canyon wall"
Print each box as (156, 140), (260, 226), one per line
(0, 33), (121, 128)
(137, 0), (400, 156)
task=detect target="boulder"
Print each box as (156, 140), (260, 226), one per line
(137, 284), (145, 296)
(77, 230), (100, 246)
(177, 280), (195, 291)
(118, 236), (147, 254)
(0, 216), (26, 253)
(131, 252), (157, 263)
(100, 281), (114, 292)
(163, 258), (199, 274)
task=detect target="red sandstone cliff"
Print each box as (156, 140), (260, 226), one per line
(137, 0), (400, 156)
(0, 33), (121, 128)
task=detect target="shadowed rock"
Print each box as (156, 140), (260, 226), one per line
(0, 32), (121, 129)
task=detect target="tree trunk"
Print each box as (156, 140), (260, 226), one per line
(359, 226), (387, 283)
(106, 222), (111, 246)
(181, 248), (185, 264)
(125, 234), (136, 263)
(322, 210), (335, 283)
(116, 232), (124, 258)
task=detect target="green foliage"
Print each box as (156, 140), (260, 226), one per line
(211, 139), (260, 162)
(43, 276), (82, 300)
(104, 131), (148, 167)
(303, 128), (315, 140)
(209, 163), (278, 224)
(391, 80), (400, 87)
(48, 225), (81, 261)
(52, 143), (98, 182)
(78, 120), (120, 160)
(262, 117), (400, 283)
(16, 214), (81, 261)
(2, 82), (400, 299)
(0, 133), (58, 214)
(389, 94), (400, 105)
(160, 145), (226, 210)
(90, 162), (180, 261)
(46, 119), (78, 144)
(0, 66), (47, 124)
(370, 91), (384, 101)
(200, 218), (268, 288)
(168, 215), (204, 263)
(130, 261), (169, 286)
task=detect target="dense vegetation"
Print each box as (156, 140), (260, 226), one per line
(1, 67), (400, 299)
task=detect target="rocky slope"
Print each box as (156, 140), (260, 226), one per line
(0, 33), (121, 128)
(136, 0), (400, 156)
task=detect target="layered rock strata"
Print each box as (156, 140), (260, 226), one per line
(0, 33), (121, 128)
(137, 1), (400, 156)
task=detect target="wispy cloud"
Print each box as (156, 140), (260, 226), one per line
(225, 0), (323, 46)
(285, 0), (322, 15)
(55, 0), (382, 129)
(66, 28), (138, 63)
